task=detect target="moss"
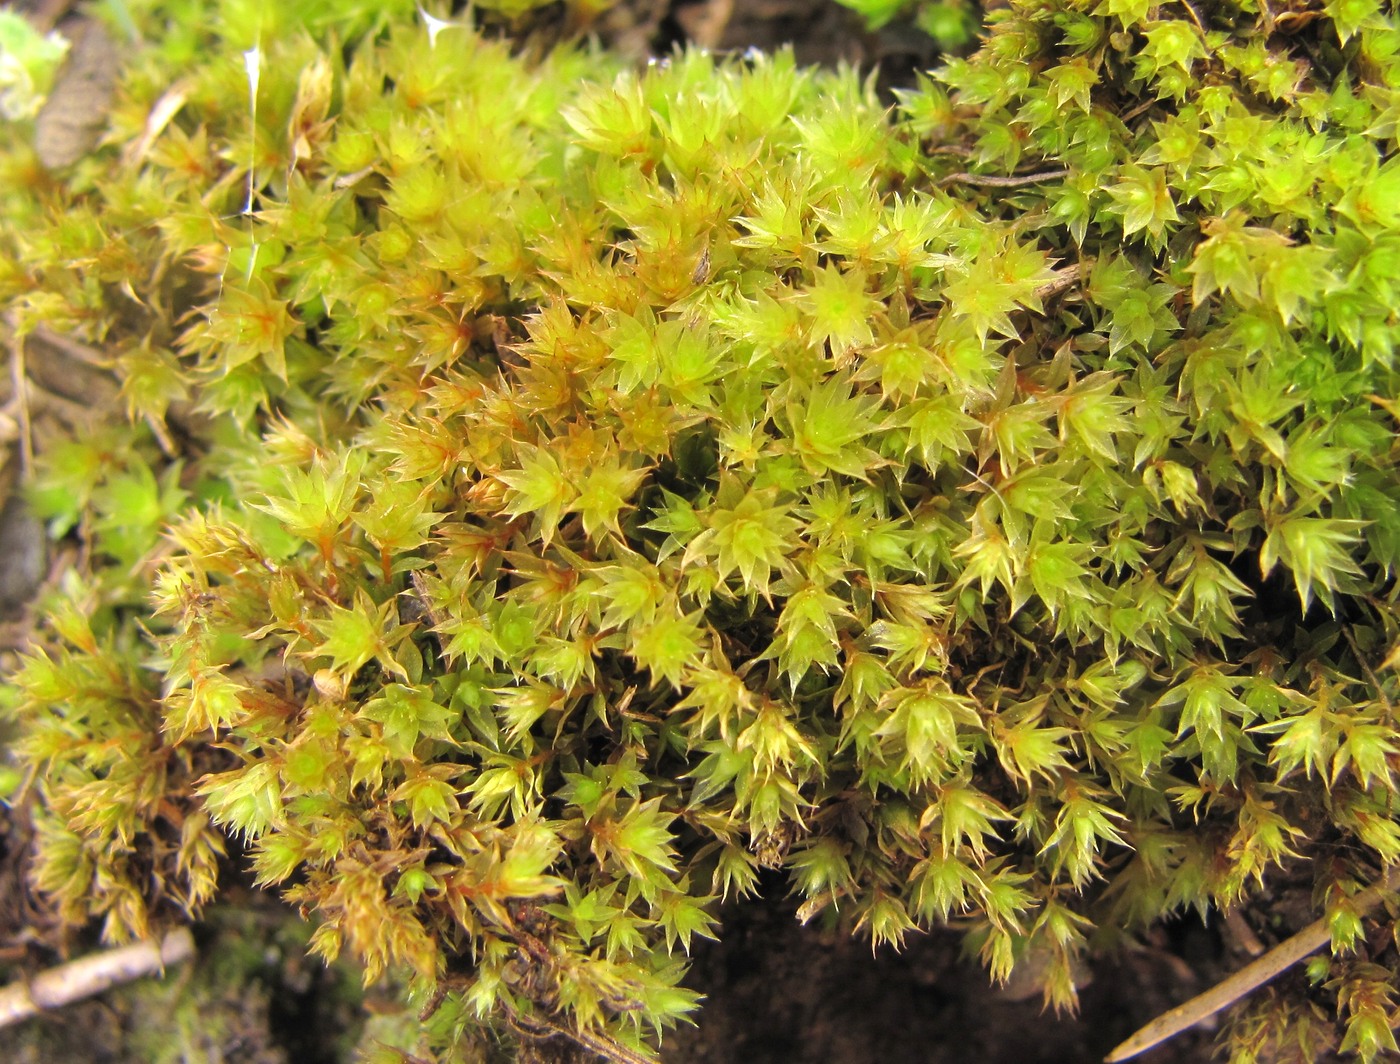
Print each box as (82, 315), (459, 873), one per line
(3, 0), (1400, 1060)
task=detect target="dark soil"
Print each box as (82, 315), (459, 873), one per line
(662, 887), (1221, 1064)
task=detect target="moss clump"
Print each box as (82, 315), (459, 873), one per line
(3, 0), (1400, 1060)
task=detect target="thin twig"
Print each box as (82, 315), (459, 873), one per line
(507, 1002), (658, 1064)
(676, 0), (735, 49)
(1222, 907), (1265, 958)
(1034, 261), (1090, 301)
(124, 80), (190, 167)
(30, 325), (110, 366)
(1342, 625), (1394, 717)
(1258, 0), (1276, 34)
(938, 168), (1070, 189)
(1119, 97), (1163, 125)
(20, 0), (75, 33)
(0, 927), (196, 1028)
(1178, 0), (1208, 34)
(1105, 866), (1400, 1062)
(146, 414), (178, 458)
(569, 1022), (660, 1064)
(7, 328), (33, 477)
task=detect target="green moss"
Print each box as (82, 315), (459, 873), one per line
(4, 0), (1400, 1060)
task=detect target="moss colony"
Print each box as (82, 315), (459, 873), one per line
(3, 0), (1400, 1060)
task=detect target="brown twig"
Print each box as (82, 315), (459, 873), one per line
(0, 927), (196, 1028)
(1342, 625), (1394, 717)
(6, 327), (34, 477)
(938, 168), (1070, 189)
(674, 0), (735, 49)
(1034, 262), (1090, 301)
(29, 324), (109, 367)
(568, 1022), (660, 1064)
(1119, 97), (1163, 125)
(1178, 0), (1208, 34)
(1222, 907), (1265, 958)
(1105, 866), (1400, 1062)
(124, 80), (190, 167)
(10, 0), (74, 33)
(507, 1002), (659, 1064)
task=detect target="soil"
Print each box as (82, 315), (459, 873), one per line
(0, 2), (1370, 1064)
(664, 888), (1217, 1064)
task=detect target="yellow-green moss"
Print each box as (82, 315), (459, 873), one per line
(4, 0), (1400, 1059)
